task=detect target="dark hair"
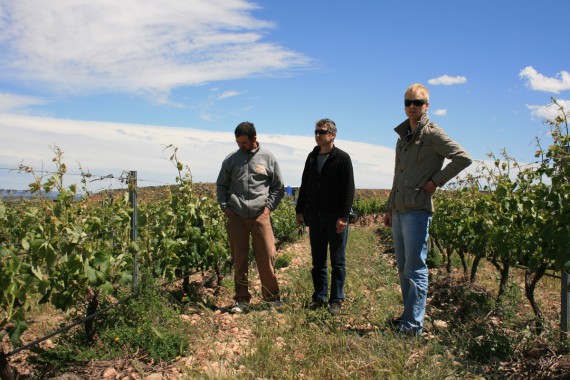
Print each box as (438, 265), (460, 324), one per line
(315, 118), (337, 134)
(234, 122), (256, 141)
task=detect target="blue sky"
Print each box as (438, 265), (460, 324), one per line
(1, 0), (569, 191)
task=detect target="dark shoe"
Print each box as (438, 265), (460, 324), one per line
(394, 324), (421, 338)
(387, 316), (402, 328)
(328, 303), (341, 316)
(307, 299), (326, 310)
(394, 328), (420, 338)
(269, 300), (283, 310)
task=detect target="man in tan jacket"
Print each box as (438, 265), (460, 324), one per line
(383, 83), (472, 335)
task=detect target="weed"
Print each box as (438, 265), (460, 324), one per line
(33, 275), (190, 375)
(274, 252), (293, 270)
(465, 324), (513, 362)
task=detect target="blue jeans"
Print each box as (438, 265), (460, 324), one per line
(392, 210), (432, 334)
(308, 214), (348, 305)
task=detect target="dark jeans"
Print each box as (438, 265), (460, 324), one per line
(308, 214), (349, 305)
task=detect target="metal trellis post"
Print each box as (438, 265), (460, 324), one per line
(129, 171), (139, 291)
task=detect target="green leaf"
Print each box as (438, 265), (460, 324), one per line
(28, 182), (41, 193)
(84, 262), (97, 285)
(30, 264), (44, 280)
(31, 238), (45, 251)
(9, 319), (29, 347)
(45, 243), (57, 269)
(99, 281), (114, 295)
(67, 255), (83, 273)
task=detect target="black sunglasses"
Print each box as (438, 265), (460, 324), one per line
(405, 99), (427, 107)
(314, 130), (332, 136)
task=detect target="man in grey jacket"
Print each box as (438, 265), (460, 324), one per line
(216, 122), (284, 313)
(383, 83), (472, 335)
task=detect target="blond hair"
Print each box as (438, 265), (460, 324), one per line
(405, 83), (430, 102)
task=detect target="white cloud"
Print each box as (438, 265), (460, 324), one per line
(0, 113), (395, 191)
(217, 90), (241, 100)
(0, 1), (311, 98)
(526, 99), (570, 120)
(428, 75), (467, 86)
(0, 92), (48, 111)
(519, 66), (570, 94)
(432, 109), (447, 116)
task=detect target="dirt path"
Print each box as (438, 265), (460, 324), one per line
(170, 237), (312, 378)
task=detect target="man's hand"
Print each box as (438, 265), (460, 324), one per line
(336, 218), (348, 234)
(296, 213), (304, 225)
(383, 210), (392, 227)
(423, 180), (437, 195)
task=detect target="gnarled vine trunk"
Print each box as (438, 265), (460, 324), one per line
(85, 289), (101, 346)
(525, 263), (548, 335)
(432, 238), (449, 272)
(490, 256), (510, 307)
(457, 248), (468, 276)
(469, 253), (484, 283)
(0, 350), (15, 380)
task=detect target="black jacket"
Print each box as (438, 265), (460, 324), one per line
(295, 145), (355, 220)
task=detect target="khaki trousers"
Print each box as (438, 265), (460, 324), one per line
(227, 210), (280, 302)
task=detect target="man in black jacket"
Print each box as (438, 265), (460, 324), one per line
(295, 118), (355, 315)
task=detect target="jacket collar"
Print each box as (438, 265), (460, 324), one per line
(394, 114), (431, 139)
(311, 144), (337, 157)
(240, 143), (259, 156)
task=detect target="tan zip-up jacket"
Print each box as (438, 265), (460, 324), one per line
(387, 114), (472, 213)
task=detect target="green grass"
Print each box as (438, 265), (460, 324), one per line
(235, 227), (462, 379)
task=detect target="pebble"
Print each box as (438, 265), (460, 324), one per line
(102, 367), (117, 378)
(143, 374), (163, 380)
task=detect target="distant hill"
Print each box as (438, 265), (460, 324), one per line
(1, 189), (54, 199)
(86, 183), (390, 204)
(1, 189), (83, 200)
(354, 189), (390, 199)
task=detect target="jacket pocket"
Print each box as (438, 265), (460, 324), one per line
(398, 185), (430, 210)
(414, 139), (433, 162)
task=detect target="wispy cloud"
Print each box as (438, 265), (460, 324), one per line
(432, 109), (447, 116)
(0, 1), (311, 98)
(217, 90), (241, 100)
(194, 89), (244, 121)
(428, 75), (467, 86)
(519, 66), (570, 94)
(0, 92), (48, 112)
(526, 99), (570, 120)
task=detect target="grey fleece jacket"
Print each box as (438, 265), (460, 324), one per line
(387, 114), (472, 213)
(216, 144), (285, 218)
